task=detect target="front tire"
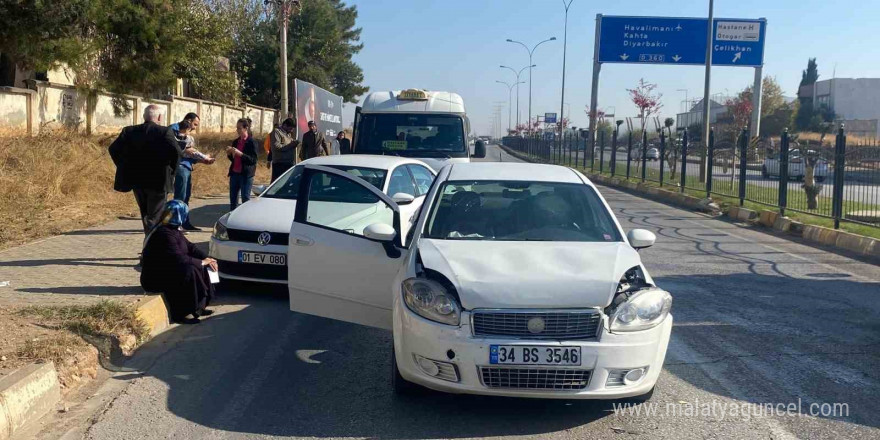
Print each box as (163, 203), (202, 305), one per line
(391, 346), (421, 396)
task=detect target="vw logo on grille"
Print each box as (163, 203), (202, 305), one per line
(527, 317), (546, 334)
(257, 232), (272, 246)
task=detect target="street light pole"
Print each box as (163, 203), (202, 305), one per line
(559, 0), (574, 140)
(676, 88), (689, 113)
(507, 36), (556, 133)
(501, 64), (533, 129)
(497, 80), (524, 133)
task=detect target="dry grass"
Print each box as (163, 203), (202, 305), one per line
(18, 299), (150, 344)
(0, 131), (269, 250)
(16, 333), (89, 366)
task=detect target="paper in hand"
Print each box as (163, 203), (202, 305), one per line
(207, 268), (220, 284)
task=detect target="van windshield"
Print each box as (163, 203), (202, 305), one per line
(355, 113), (467, 158)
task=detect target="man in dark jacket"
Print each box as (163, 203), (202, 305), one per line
(109, 104), (182, 234)
(336, 131), (351, 154)
(299, 120), (329, 161)
(270, 118), (299, 181)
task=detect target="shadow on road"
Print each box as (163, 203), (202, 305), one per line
(117, 289), (614, 438)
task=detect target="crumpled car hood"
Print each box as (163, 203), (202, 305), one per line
(417, 239), (642, 309)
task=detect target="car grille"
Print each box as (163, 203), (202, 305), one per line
(480, 367), (591, 390)
(472, 310), (601, 340)
(217, 260), (287, 281)
(226, 228), (289, 246)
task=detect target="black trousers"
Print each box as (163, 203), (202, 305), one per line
(133, 189), (168, 234)
(271, 161), (294, 182)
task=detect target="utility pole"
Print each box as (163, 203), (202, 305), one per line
(266, 0), (301, 120)
(559, 0), (574, 143)
(501, 64), (533, 130)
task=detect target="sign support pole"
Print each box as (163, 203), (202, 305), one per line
(700, 0), (715, 183)
(750, 65), (763, 139)
(589, 14), (602, 166)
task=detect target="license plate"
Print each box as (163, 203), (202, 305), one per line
(489, 345), (581, 366)
(238, 251), (286, 265)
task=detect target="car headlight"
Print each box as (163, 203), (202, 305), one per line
(402, 278), (461, 326)
(212, 217), (229, 241)
(609, 288), (672, 332)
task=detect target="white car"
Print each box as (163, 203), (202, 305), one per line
(287, 162), (673, 400)
(762, 149), (829, 182)
(646, 148), (660, 161)
(209, 155), (436, 284)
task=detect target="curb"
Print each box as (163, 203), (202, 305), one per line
(0, 363), (60, 440)
(0, 295), (170, 439)
(499, 144), (880, 260)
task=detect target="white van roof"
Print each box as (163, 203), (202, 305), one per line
(361, 90), (465, 114)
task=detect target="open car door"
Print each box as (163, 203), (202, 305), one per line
(288, 165), (404, 329)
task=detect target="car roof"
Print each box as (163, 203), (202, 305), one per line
(299, 155), (431, 171)
(444, 163), (583, 184)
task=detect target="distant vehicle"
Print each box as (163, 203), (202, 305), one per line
(762, 149), (828, 182)
(646, 148), (660, 161)
(352, 89), (485, 171)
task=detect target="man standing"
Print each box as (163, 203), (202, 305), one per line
(170, 113), (214, 231)
(335, 131), (351, 155)
(270, 118), (299, 181)
(109, 104), (181, 235)
(299, 120), (329, 161)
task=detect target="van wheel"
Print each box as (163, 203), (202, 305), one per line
(391, 347), (421, 396)
(815, 176), (826, 183)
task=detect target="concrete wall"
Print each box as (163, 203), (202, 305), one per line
(201, 103), (223, 133)
(93, 94), (136, 134)
(0, 82), (277, 136)
(0, 88), (30, 135)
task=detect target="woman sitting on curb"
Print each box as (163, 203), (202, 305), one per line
(140, 200), (216, 324)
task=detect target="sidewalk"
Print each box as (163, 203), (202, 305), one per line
(0, 195), (229, 376)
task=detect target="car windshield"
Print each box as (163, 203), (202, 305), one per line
(424, 180), (622, 242)
(262, 165), (387, 200)
(355, 113), (467, 158)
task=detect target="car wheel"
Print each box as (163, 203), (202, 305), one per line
(761, 166), (769, 178)
(815, 176), (826, 183)
(391, 346), (421, 396)
(621, 385), (655, 404)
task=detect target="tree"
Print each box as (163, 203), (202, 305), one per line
(219, 0), (368, 108)
(800, 58), (819, 88)
(627, 78), (663, 132)
(0, 1), (91, 73)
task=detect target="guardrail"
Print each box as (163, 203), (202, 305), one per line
(502, 124), (880, 232)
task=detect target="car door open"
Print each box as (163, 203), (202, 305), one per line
(288, 165), (404, 329)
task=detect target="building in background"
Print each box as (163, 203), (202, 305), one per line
(675, 98), (730, 131)
(799, 78), (880, 138)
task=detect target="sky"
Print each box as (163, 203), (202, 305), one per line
(342, 0), (880, 136)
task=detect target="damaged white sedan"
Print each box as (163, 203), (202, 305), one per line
(287, 162), (672, 400)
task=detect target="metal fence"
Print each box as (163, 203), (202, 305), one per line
(501, 124), (880, 231)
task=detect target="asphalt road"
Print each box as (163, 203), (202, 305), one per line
(33, 144), (880, 440)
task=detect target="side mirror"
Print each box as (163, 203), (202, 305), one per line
(252, 184), (267, 196)
(363, 223), (396, 242)
(391, 192), (415, 205)
(627, 229), (656, 250)
(474, 140), (487, 158)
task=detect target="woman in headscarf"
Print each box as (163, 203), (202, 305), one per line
(141, 200), (217, 324)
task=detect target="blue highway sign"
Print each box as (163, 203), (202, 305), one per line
(597, 16), (765, 67)
(545, 112), (558, 124)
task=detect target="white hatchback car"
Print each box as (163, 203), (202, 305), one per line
(287, 162), (672, 400)
(209, 155), (436, 284)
